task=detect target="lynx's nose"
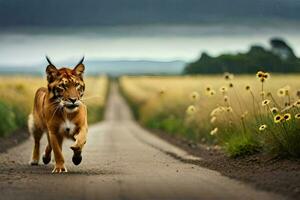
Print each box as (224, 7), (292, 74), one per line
(69, 97), (77, 104)
(65, 97), (79, 110)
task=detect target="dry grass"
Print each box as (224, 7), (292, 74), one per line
(120, 74), (300, 157)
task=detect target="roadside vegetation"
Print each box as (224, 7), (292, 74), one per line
(84, 76), (109, 124)
(0, 76), (109, 137)
(120, 73), (300, 158)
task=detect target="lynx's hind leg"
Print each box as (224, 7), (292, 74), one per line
(28, 114), (43, 165)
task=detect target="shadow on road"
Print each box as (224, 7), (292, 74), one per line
(0, 163), (120, 176)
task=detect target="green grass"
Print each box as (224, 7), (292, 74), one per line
(0, 101), (19, 137)
(87, 106), (105, 124)
(224, 134), (261, 158)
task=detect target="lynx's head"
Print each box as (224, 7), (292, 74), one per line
(45, 56), (85, 113)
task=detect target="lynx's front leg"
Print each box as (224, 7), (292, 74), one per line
(70, 127), (87, 165)
(49, 132), (67, 173)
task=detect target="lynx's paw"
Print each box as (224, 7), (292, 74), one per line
(72, 150), (82, 165)
(29, 159), (39, 166)
(42, 154), (51, 165)
(52, 165), (68, 173)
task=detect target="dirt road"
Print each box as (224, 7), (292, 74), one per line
(0, 85), (284, 200)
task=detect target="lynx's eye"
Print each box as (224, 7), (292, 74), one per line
(53, 87), (63, 98)
(59, 83), (67, 90)
(75, 83), (81, 90)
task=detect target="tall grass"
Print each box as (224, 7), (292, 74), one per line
(0, 76), (109, 137)
(0, 76), (42, 136)
(84, 76), (110, 123)
(120, 74), (300, 158)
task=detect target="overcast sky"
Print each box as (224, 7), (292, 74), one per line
(1, 25), (300, 66)
(1, 0), (300, 27)
(0, 0), (300, 66)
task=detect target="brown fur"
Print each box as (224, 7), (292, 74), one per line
(28, 60), (88, 173)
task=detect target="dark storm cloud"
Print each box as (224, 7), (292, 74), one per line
(0, 0), (300, 27)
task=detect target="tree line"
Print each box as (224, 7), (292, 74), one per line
(183, 38), (300, 74)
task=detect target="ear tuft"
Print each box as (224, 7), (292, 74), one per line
(73, 57), (85, 77)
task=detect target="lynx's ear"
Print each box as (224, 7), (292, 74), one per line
(73, 57), (85, 77)
(45, 56), (58, 83)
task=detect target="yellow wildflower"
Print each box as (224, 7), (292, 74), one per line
(259, 124), (267, 131)
(210, 116), (217, 124)
(263, 73), (270, 79)
(226, 106), (233, 112)
(256, 71), (269, 82)
(277, 88), (285, 97)
(210, 108), (219, 117)
(294, 100), (300, 108)
(224, 72), (234, 80)
(190, 91), (200, 101)
(256, 71), (264, 79)
(186, 105), (196, 115)
(205, 85), (212, 92)
(262, 99), (271, 106)
(223, 95), (228, 102)
(270, 107), (278, 114)
(209, 90), (216, 96)
(210, 106), (224, 116)
(210, 127), (218, 136)
(274, 114), (283, 123)
(283, 113), (291, 121)
(219, 86), (228, 93)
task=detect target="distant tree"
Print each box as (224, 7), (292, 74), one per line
(270, 38), (296, 60)
(183, 39), (300, 74)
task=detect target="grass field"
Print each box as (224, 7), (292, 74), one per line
(120, 73), (300, 158)
(0, 75), (109, 137)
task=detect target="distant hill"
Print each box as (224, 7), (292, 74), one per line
(85, 60), (185, 75)
(0, 60), (185, 76)
(1, 0), (300, 27)
(183, 38), (300, 74)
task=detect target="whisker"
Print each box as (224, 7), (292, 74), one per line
(81, 95), (102, 101)
(48, 99), (61, 106)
